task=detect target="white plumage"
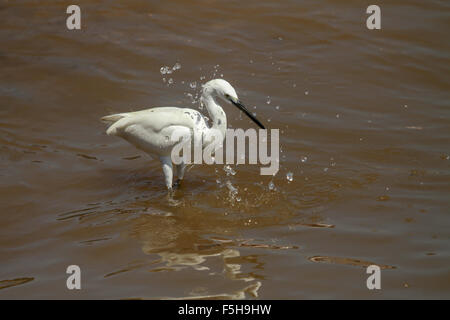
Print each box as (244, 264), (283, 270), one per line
(101, 79), (264, 190)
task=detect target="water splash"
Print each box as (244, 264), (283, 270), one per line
(160, 66), (172, 75)
(226, 180), (241, 203)
(223, 165), (236, 176)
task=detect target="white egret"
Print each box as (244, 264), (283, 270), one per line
(101, 79), (265, 190)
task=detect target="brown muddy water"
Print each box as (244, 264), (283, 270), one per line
(1, 0), (449, 299)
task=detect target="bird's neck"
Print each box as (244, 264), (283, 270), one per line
(201, 94), (227, 139)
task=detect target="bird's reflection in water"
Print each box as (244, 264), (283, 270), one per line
(59, 190), (299, 299)
(129, 212), (266, 299)
(154, 250), (262, 299)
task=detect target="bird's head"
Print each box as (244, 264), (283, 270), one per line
(202, 79), (265, 129)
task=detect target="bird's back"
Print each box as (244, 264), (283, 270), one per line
(101, 107), (209, 156)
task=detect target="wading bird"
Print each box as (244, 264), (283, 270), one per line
(101, 79), (265, 190)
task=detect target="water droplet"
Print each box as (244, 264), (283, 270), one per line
(172, 62), (181, 71)
(286, 172), (293, 182)
(300, 156), (308, 163)
(275, 105), (280, 110)
(266, 96), (271, 104)
(168, 78), (173, 84)
(268, 181), (275, 191)
(323, 167), (329, 172)
(190, 81), (197, 89)
(304, 91), (309, 95)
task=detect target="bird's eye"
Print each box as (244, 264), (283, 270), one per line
(225, 94), (230, 98)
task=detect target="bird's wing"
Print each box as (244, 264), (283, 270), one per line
(104, 107), (207, 136)
(102, 107), (209, 156)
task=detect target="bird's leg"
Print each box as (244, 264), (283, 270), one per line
(160, 156), (173, 191)
(161, 157), (182, 206)
(174, 162), (186, 188)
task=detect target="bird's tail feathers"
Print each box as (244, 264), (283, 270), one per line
(101, 113), (129, 136)
(100, 113), (127, 124)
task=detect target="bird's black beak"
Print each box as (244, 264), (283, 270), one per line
(230, 99), (265, 129)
